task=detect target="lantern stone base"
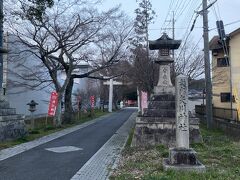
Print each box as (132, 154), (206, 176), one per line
(0, 98), (27, 142)
(131, 93), (202, 147)
(163, 148), (206, 172)
(132, 117), (202, 147)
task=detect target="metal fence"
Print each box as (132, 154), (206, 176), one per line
(195, 105), (239, 122)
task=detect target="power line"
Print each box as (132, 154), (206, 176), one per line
(216, 0), (221, 20)
(179, 2), (202, 41)
(160, 0), (174, 34)
(209, 20), (240, 31)
(151, 19), (240, 32)
(173, 0), (187, 16)
(185, 36), (203, 62)
(175, 4), (202, 62)
(161, 0), (199, 37)
(175, 0), (193, 21)
(177, 0), (200, 35)
(209, 0), (220, 20)
(149, 26), (202, 31)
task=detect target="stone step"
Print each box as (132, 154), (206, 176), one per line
(151, 94), (175, 101)
(0, 108), (16, 116)
(0, 101), (10, 108)
(148, 101), (175, 109)
(0, 114), (24, 122)
(143, 109), (175, 117)
(136, 116), (200, 125)
(133, 123), (202, 146)
(136, 116), (175, 123)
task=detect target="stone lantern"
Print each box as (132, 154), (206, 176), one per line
(27, 100), (38, 112)
(132, 32), (202, 149)
(149, 33), (181, 94)
(27, 100), (38, 129)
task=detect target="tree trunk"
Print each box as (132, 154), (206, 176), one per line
(54, 92), (63, 127)
(63, 77), (74, 124)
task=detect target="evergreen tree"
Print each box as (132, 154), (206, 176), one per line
(23, 0), (54, 21)
(132, 0), (155, 47)
(129, 0), (156, 94)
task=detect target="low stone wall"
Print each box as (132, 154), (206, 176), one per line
(0, 98), (28, 142)
(0, 119), (27, 142)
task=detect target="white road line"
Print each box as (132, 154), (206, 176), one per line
(45, 146), (83, 153)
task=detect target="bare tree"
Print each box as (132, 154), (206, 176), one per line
(62, 13), (132, 122)
(175, 39), (205, 83)
(74, 78), (100, 112)
(128, 47), (158, 94)
(6, 0), (132, 125)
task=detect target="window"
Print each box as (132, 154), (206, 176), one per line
(217, 58), (229, 67)
(220, 92), (231, 102)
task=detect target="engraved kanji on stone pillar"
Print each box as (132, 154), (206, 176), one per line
(176, 75), (189, 149)
(157, 65), (172, 87)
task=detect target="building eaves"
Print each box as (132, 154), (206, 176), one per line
(229, 27), (240, 37)
(209, 27), (240, 50)
(209, 35), (223, 50)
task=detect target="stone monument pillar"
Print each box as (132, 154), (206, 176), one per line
(176, 75), (189, 149)
(163, 75), (205, 172)
(132, 33), (202, 147)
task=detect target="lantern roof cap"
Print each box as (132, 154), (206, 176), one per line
(149, 33), (181, 50)
(27, 100), (38, 106)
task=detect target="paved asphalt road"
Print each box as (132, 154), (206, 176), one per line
(0, 108), (135, 180)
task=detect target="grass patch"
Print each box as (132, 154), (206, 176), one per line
(0, 109), (108, 150)
(110, 124), (240, 180)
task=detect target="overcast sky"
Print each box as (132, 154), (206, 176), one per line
(101, 0), (240, 46)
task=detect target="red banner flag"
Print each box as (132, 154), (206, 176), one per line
(48, 92), (58, 116)
(90, 96), (95, 109)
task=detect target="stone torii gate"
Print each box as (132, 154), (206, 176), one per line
(103, 79), (123, 112)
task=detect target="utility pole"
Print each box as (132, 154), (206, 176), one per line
(0, 0), (3, 90)
(202, 0), (213, 129)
